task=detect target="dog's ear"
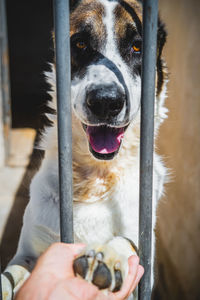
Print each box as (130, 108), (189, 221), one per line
(70, 0), (81, 11)
(157, 18), (167, 59)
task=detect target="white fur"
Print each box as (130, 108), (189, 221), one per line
(7, 72), (167, 271)
(100, 0), (141, 121)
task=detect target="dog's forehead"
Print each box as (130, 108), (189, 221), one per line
(70, 0), (142, 39)
(70, 0), (105, 38)
(114, 1), (142, 38)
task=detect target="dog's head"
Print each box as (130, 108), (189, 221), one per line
(70, 0), (166, 160)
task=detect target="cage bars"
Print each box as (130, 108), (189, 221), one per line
(0, 0), (11, 165)
(0, 0), (159, 298)
(139, 0), (158, 299)
(0, 0), (11, 297)
(53, 0), (74, 243)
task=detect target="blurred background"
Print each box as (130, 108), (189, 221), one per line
(0, 0), (199, 299)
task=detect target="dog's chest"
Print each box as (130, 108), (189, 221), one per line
(73, 165), (140, 246)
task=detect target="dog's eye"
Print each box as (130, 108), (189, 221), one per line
(132, 44), (140, 53)
(76, 41), (87, 50)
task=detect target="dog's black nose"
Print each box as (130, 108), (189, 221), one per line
(86, 84), (125, 119)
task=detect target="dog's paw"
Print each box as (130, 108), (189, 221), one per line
(73, 237), (137, 292)
(1, 274), (13, 300)
(1, 265), (30, 300)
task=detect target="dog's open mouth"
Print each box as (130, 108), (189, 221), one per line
(83, 124), (126, 160)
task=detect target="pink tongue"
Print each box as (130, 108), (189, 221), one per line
(87, 126), (124, 154)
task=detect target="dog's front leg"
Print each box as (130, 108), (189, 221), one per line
(1, 265), (30, 300)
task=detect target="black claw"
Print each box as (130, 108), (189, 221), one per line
(92, 262), (112, 290)
(73, 255), (89, 278)
(113, 269), (123, 292)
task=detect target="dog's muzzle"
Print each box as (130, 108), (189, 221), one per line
(82, 83), (128, 160)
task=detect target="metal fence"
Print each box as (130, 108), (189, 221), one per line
(0, 0), (12, 297)
(139, 0), (158, 298)
(54, 0), (74, 244)
(0, 0), (11, 167)
(0, 0), (158, 299)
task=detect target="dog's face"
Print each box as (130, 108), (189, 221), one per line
(70, 0), (166, 160)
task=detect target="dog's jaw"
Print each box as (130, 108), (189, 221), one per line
(82, 123), (129, 160)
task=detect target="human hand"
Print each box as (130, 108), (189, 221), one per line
(16, 243), (144, 300)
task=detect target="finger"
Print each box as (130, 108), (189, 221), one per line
(130, 265), (144, 293)
(124, 265), (144, 299)
(33, 243), (86, 279)
(45, 243), (86, 259)
(50, 278), (114, 300)
(48, 281), (79, 300)
(94, 291), (115, 300)
(61, 243), (86, 257)
(113, 256), (141, 300)
(62, 277), (100, 300)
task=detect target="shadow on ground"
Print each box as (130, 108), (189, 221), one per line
(0, 147), (44, 270)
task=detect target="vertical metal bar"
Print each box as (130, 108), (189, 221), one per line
(139, 0), (158, 299)
(0, 0), (11, 297)
(0, 0), (12, 165)
(53, 0), (74, 243)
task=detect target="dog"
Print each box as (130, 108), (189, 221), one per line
(2, 0), (168, 299)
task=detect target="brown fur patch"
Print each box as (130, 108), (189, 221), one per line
(73, 162), (119, 202)
(70, 0), (105, 39)
(114, 0), (142, 40)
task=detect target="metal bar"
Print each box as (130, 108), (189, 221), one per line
(0, 0), (11, 297)
(53, 0), (74, 243)
(0, 0), (12, 165)
(139, 0), (158, 299)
